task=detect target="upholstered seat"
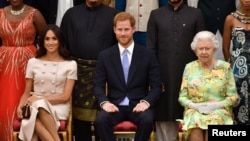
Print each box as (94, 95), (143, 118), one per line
(113, 121), (154, 141)
(177, 119), (188, 141)
(13, 119), (69, 131)
(13, 98), (72, 141)
(113, 121), (137, 131)
(13, 119), (70, 141)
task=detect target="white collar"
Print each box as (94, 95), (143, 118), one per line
(118, 42), (134, 55)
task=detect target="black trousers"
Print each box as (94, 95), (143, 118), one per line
(73, 119), (100, 141)
(95, 106), (154, 141)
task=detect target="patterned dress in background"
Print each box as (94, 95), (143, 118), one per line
(0, 9), (37, 140)
(230, 27), (250, 125)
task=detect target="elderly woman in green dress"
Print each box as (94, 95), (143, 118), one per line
(178, 31), (238, 141)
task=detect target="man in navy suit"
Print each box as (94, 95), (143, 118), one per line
(93, 12), (162, 141)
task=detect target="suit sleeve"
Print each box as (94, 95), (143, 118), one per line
(93, 53), (109, 106)
(142, 50), (162, 106)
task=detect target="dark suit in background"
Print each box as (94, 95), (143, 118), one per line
(198, 0), (236, 34)
(25, 0), (58, 24)
(147, 1), (205, 141)
(60, 1), (120, 140)
(0, 0), (9, 8)
(197, 0), (236, 60)
(74, 0), (85, 6)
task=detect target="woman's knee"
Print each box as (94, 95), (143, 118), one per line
(189, 128), (205, 141)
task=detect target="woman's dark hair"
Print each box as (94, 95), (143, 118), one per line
(36, 24), (71, 60)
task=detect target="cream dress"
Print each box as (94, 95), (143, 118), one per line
(19, 58), (77, 141)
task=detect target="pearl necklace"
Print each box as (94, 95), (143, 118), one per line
(232, 11), (250, 24)
(236, 10), (250, 16)
(10, 5), (26, 15)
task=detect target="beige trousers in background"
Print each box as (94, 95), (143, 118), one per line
(155, 121), (178, 141)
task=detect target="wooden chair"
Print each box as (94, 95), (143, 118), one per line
(106, 84), (154, 141)
(176, 119), (188, 141)
(12, 98), (72, 141)
(113, 120), (155, 141)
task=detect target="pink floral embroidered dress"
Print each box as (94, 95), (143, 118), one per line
(0, 9), (37, 140)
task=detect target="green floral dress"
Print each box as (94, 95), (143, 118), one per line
(178, 60), (238, 132)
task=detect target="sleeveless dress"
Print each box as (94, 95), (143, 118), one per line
(0, 9), (37, 140)
(230, 27), (250, 125)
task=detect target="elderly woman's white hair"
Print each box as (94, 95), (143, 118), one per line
(190, 31), (219, 51)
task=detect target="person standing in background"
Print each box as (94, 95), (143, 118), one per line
(0, 0), (9, 8)
(103, 0), (114, 7)
(0, 0), (46, 140)
(75, 0), (114, 7)
(25, 0), (58, 24)
(187, 0), (237, 60)
(60, 0), (120, 140)
(223, 0), (250, 125)
(74, 0), (85, 6)
(55, 0), (73, 26)
(0, 0), (9, 46)
(147, 0), (204, 141)
(25, 0), (73, 26)
(115, 0), (167, 46)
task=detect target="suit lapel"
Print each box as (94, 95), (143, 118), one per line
(127, 45), (142, 84)
(112, 46), (127, 85)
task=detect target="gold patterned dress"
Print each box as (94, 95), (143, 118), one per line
(0, 9), (37, 140)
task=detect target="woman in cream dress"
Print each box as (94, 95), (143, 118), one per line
(16, 24), (77, 141)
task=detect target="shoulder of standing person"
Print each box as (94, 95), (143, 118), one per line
(27, 5), (46, 36)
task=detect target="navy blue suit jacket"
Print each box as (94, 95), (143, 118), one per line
(198, 0), (236, 34)
(93, 43), (161, 108)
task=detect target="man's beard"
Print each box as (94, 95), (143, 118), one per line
(88, 2), (101, 8)
(169, 0), (182, 4)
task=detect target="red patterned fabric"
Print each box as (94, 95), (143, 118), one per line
(0, 8), (37, 141)
(113, 121), (137, 131)
(178, 122), (183, 132)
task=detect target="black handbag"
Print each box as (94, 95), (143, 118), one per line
(22, 104), (31, 119)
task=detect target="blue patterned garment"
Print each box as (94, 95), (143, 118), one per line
(230, 26), (250, 125)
